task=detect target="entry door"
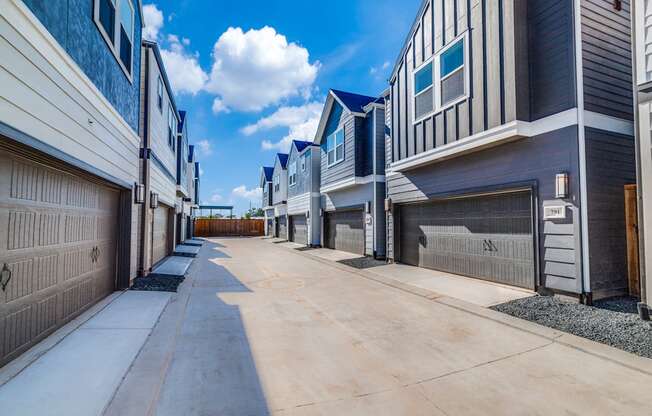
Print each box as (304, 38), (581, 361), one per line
(277, 216), (287, 240)
(398, 191), (535, 289)
(151, 204), (170, 266)
(324, 209), (365, 255)
(0, 150), (119, 366)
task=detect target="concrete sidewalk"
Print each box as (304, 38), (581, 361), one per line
(105, 238), (652, 416)
(0, 291), (170, 416)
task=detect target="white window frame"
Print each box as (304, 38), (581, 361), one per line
(412, 32), (470, 124)
(274, 175), (280, 192)
(157, 76), (163, 112)
(289, 162), (297, 186)
(326, 128), (345, 167)
(93, 0), (135, 82)
(168, 105), (176, 151)
(300, 153), (307, 171)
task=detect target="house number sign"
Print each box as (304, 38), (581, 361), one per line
(544, 205), (566, 220)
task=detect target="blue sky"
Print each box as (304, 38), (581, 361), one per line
(143, 0), (421, 215)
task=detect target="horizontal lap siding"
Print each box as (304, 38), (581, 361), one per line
(585, 128), (636, 296)
(581, 0), (633, 120)
(387, 127), (583, 293)
(320, 107), (357, 187)
(272, 158), (288, 205)
(288, 147), (311, 199)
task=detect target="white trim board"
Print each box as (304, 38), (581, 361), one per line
(320, 175), (386, 194)
(388, 108), (634, 173)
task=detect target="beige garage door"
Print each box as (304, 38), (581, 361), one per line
(151, 204), (170, 266)
(0, 151), (119, 366)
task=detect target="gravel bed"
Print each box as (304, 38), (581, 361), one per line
(491, 295), (652, 358)
(338, 257), (386, 269)
(130, 276), (184, 292)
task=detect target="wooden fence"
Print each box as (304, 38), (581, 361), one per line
(194, 218), (265, 237)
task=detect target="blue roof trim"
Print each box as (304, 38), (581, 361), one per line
(178, 110), (187, 133)
(277, 153), (289, 169)
(331, 89), (378, 113)
(262, 166), (274, 181)
(292, 140), (316, 153)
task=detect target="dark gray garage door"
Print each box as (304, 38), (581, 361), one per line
(324, 210), (365, 255)
(289, 215), (308, 245)
(398, 191), (535, 289)
(277, 216), (287, 240)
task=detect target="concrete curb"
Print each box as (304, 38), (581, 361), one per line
(271, 240), (652, 375)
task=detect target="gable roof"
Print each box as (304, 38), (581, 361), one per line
(142, 40), (180, 120)
(276, 153), (289, 169)
(188, 144), (195, 163)
(292, 140), (317, 154)
(262, 166), (274, 181)
(390, 0), (429, 81)
(314, 89), (382, 145)
(178, 110), (187, 133)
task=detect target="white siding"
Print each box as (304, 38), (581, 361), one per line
(287, 192), (310, 215)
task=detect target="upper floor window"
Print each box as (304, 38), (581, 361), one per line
(168, 105), (176, 151)
(157, 77), (163, 111)
(300, 151), (309, 171)
(412, 35), (468, 123)
(289, 162), (297, 186)
(274, 175), (280, 192)
(94, 0), (134, 80)
(326, 129), (344, 166)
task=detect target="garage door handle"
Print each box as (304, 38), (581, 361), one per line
(1, 263), (11, 292)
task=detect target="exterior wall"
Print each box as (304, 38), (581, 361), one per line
(262, 182), (272, 207)
(272, 158), (288, 205)
(580, 0), (633, 121)
(322, 183), (375, 255)
(144, 48), (178, 207)
(288, 147), (317, 199)
(584, 128), (636, 297)
(387, 126), (583, 293)
(177, 131), (189, 196)
(319, 103), (357, 187)
(22, 0), (142, 133)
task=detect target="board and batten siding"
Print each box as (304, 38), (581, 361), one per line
(389, 0), (580, 164)
(584, 128), (636, 296)
(387, 127), (583, 293)
(580, 0), (633, 121)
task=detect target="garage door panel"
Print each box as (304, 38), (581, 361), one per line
(399, 192), (534, 289)
(152, 205), (169, 265)
(0, 151), (119, 366)
(290, 215), (307, 245)
(277, 216), (287, 240)
(324, 210), (364, 255)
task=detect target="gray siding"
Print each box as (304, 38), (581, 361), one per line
(528, 0), (576, 120)
(580, 0), (633, 120)
(288, 147), (313, 198)
(585, 128), (636, 296)
(320, 113), (357, 186)
(272, 157), (288, 205)
(374, 107), (386, 176)
(374, 181), (386, 258)
(387, 126), (583, 293)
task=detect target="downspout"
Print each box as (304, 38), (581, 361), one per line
(631, 0), (649, 319)
(372, 108), (377, 258)
(139, 47), (151, 276)
(573, 0), (591, 303)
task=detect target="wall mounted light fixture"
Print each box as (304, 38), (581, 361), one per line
(150, 192), (159, 209)
(134, 183), (145, 204)
(555, 173), (569, 199)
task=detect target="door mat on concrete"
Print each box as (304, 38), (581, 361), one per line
(338, 257), (386, 269)
(294, 246), (317, 252)
(491, 296), (652, 358)
(130, 276), (185, 292)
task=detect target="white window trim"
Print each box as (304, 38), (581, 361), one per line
(326, 127), (345, 168)
(93, 0), (135, 82)
(412, 31), (470, 125)
(157, 76), (163, 112)
(289, 162), (297, 187)
(300, 153), (307, 171)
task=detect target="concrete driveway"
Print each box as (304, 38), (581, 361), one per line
(106, 238), (652, 416)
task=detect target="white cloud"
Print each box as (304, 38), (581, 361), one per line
(205, 27), (320, 112)
(211, 98), (230, 114)
(370, 60), (391, 76)
(195, 139), (213, 157)
(142, 4), (163, 41)
(160, 36), (208, 95)
(255, 102), (322, 151)
(231, 185), (262, 201)
(210, 193), (223, 203)
(199, 166), (204, 176)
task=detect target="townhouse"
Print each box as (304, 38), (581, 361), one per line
(286, 140), (321, 246)
(631, 0), (651, 319)
(0, 0), (144, 366)
(314, 90), (387, 258)
(271, 153), (289, 239)
(385, 0), (635, 301)
(139, 39), (181, 274)
(260, 166), (274, 236)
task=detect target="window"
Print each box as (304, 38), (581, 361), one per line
(157, 77), (163, 111)
(326, 129), (344, 166)
(412, 35), (467, 122)
(414, 62), (433, 120)
(289, 162), (297, 186)
(168, 105), (176, 151)
(94, 0), (134, 80)
(274, 175), (280, 192)
(440, 39), (465, 106)
(300, 151), (309, 171)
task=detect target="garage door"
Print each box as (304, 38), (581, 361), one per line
(0, 151), (119, 366)
(324, 209), (364, 255)
(152, 204), (170, 265)
(289, 215), (308, 245)
(398, 191), (534, 289)
(277, 216), (287, 240)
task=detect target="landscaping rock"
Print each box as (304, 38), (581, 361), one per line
(491, 295), (652, 359)
(130, 276), (184, 293)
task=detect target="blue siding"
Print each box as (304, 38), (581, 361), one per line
(23, 0), (142, 133)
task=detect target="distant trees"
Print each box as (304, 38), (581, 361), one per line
(243, 207), (264, 219)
